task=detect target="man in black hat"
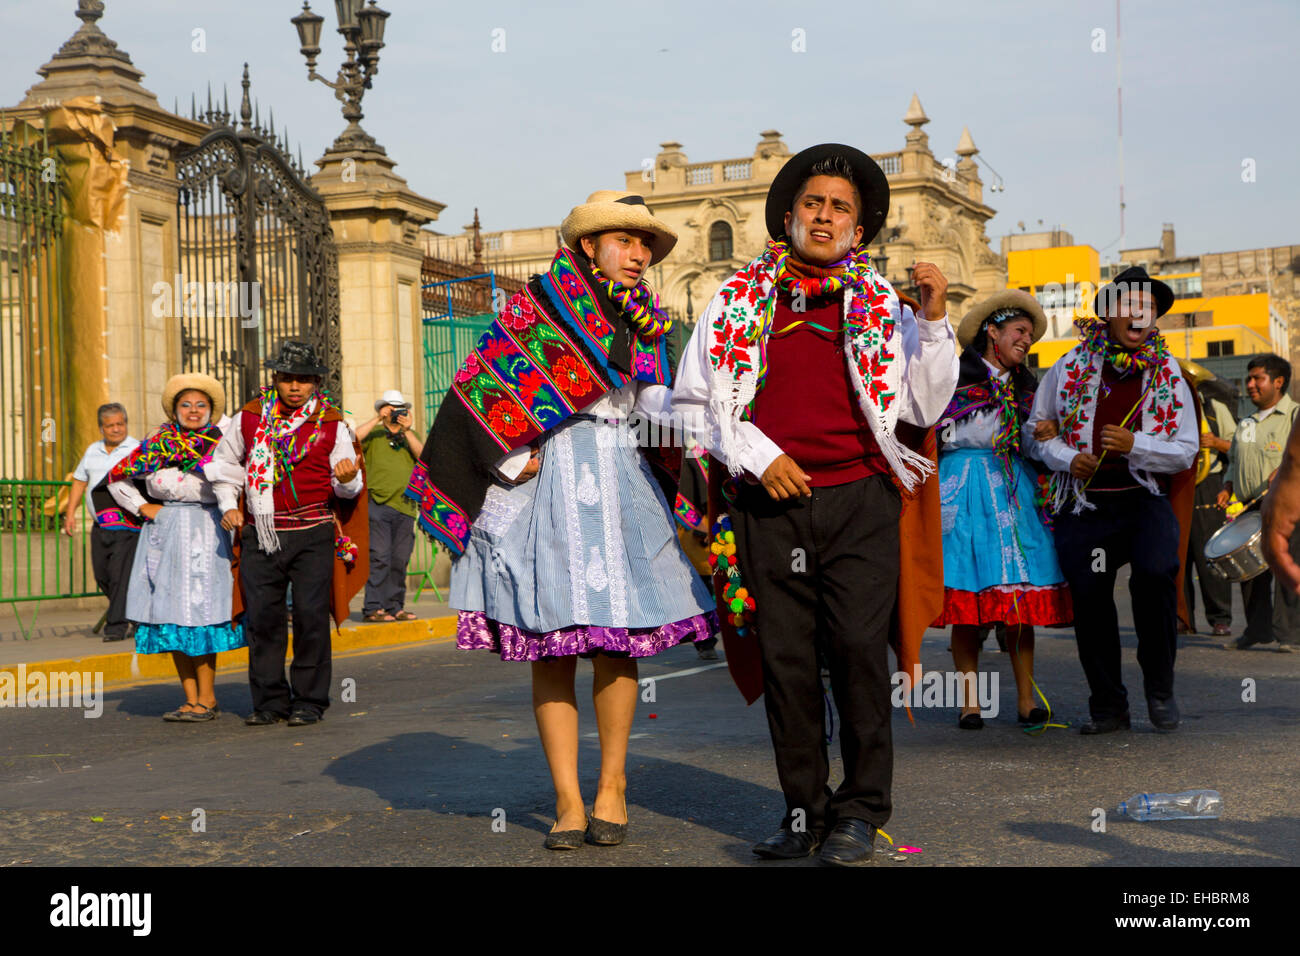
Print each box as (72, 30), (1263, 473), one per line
(1027, 266), (1198, 733)
(674, 144), (957, 865)
(211, 340), (366, 726)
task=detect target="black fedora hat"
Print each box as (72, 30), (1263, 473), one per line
(1093, 265), (1175, 320)
(265, 339), (329, 376)
(764, 143), (890, 245)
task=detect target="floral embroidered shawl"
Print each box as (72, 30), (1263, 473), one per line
(407, 247), (675, 556)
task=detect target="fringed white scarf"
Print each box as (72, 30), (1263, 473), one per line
(699, 245), (935, 492)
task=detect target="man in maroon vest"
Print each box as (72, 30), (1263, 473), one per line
(211, 341), (364, 726)
(674, 145), (958, 865)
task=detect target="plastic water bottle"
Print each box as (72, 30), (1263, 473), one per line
(1116, 790), (1222, 821)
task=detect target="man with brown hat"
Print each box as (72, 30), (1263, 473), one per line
(673, 144), (958, 865)
(210, 340), (367, 727)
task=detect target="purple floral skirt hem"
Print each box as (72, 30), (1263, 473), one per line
(456, 609), (718, 662)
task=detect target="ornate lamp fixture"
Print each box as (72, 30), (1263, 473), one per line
(292, 0), (390, 154)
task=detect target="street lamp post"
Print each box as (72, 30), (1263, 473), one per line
(292, 0), (390, 154)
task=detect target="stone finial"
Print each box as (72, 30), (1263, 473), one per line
(903, 94), (929, 129)
(53, 0), (132, 64)
(903, 94), (930, 151)
(471, 208), (484, 270)
(21, 0), (162, 108)
(955, 126), (978, 157)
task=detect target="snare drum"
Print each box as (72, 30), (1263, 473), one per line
(1204, 511), (1268, 582)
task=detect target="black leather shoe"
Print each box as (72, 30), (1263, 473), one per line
(544, 823), (587, 850)
(958, 711), (984, 730)
(1079, 713), (1131, 735)
(819, 819), (877, 867)
(752, 826), (820, 859)
(244, 710), (286, 726)
(287, 709), (322, 726)
(1147, 696), (1180, 731)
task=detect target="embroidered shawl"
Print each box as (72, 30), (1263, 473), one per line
(700, 241), (935, 492)
(407, 247), (676, 556)
(1046, 335), (1187, 514)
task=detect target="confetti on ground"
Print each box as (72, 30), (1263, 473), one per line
(648, 713), (657, 719)
(899, 846), (922, 854)
(90, 816), (103, 823)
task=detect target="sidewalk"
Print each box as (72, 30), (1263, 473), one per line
(0, 591), (459, 684)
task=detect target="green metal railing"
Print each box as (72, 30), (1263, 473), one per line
(406, 530), (442, 603)
(0, 479), (97, 636)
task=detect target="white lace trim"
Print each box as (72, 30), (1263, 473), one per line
(594, 426), (629, 621)
(475, 483), (526, 538)
(553, 428), (589, 621)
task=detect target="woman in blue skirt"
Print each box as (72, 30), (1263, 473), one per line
(408, 191), (714, 848)
(933, 292), (1072, 728)
(107, 373), (245, 721)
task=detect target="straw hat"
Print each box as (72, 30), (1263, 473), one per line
(957, 290), (1047, 351)
(161, 372), (226, 423)
(560, 191), (677, 266)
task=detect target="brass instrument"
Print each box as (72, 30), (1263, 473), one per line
(1177, 358), (1217, 485)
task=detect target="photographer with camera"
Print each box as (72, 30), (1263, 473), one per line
(356, 390), (425, 622)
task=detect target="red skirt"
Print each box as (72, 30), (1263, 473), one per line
(932, 583), (1073, 628)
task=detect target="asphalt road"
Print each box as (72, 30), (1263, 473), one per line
(1, 596), (1297, 867)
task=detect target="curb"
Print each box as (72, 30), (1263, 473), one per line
(0, 616), (459, 687)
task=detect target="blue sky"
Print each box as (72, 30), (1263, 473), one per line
(3, 0), (1296, 260)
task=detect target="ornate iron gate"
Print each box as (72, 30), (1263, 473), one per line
(175, 67), (341, 407)
(0, 121), (64, 482)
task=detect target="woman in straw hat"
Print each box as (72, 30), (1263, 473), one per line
(407, 190), (714, 849)
(107, 373), (246, 721)
(933, 291), (1072, 729)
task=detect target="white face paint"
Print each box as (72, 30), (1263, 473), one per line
(788, 214), (854, 263)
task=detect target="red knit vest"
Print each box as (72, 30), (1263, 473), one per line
(750, 292), (889, 486)
(238, 407), (336, 516)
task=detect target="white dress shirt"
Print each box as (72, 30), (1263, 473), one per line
(210, 412), (364, 513)
(672, 294), (958, 479)
(72, 437), (140, 518)
(1024, 357), (1198, 482)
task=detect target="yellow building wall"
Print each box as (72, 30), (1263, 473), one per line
(1006, 246), (1100, 292)
(1166, 292), (1270, 341)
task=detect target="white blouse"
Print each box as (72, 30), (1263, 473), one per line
(943, 360), (1010, 451)
(493, 381), (674, 480)
(108, 467), (216, 512)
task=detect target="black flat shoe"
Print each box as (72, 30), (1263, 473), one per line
(163, 703), (200, 722)
(958, 711), (983, 730)
(1079, 713), (1131, 735)
(244, 710), (286, 726)
(819, 819), (877, 867)
(544, 823), (587, 850)
(752, 826), (820, 859)
(1018, 707), (1050, 725)
(287, 709), (322, 726)
(175, 703), (219, 722)
(1146, 696), (1180, 731)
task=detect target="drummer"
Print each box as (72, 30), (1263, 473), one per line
(1217, 353), (1300, 652)
(1183, 366), (1236, 638)
(1026, 266), (1197, 733)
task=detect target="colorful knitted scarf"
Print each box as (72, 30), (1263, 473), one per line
(247, 385), (335, 551)
(1045, 320), (1186, 514)
(107, 422), (222, 481)
(702, 239), (934, 491)
(590, 266), (672, 340)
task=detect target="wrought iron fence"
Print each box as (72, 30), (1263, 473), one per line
(175, 68), (342, 408)
(0, 120), (66, 483)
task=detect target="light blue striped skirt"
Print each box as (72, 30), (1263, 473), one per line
(451, 416), (714, 636)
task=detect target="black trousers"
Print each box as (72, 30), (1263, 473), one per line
(90, 525), (139, 636)
(1185, 472), (1233, 629)
(1240, 534), (1300, 646)
(1053, 489), (1180, 720)
(732, 474), (900, 834)
(240, 522), (335, 716)
(363, 498), (416, 614)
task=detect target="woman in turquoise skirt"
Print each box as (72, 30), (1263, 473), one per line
(933, 292), (1072, 728)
